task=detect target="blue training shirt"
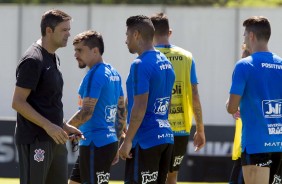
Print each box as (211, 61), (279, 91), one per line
(230, 52), (282, 154)
(78, 62), (124, 147)
(126, 50), (175, 149)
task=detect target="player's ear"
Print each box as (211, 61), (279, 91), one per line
(93, 47), (100, 55)
(46, 27), (53, 35)
(168, 29), (172, 37)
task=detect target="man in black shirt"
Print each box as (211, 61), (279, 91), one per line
(12, 9), (81, 184)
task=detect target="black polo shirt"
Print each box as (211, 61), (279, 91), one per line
(15, 43), (64, 144)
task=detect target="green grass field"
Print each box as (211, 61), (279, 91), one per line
(0, 178), (227, 184)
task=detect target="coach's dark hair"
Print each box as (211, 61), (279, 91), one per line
(41, 9), (71, 36)
(150, 12), (169, 36)
(73, 30), (104, 55)
(126, 15), (155, 41)
(243, 16), (271, 42)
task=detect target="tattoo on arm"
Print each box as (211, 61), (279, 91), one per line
(115, 96), (126, 140)
(68, 97), (97, 127)
(192, 85), (204, 130)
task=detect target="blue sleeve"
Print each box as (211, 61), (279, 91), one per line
(131, 59), (150, 95)
(229, 61), (248, 96)
(190, 58), (198, 84)
(119, 75), (124, 97)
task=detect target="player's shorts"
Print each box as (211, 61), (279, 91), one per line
(241, 150), (282, 168)
(125, 143), (173, 184)
(229, 158), (244, 184)
(16, 138), (68, 184)
(70, 141), (118, 184)
(169, 135), (189, 172)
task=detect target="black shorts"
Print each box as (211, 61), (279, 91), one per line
(169, 135), (189, 172)
(241, 150), (274, 167)
(229, 158), (244, 184)
(16, 139), (68, 184)
(125, 143), (173, 184)
(70, 141), (118, 184)
(241, 151), (282, 183)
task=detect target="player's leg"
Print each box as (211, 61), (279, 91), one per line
(124, 147), (138, 184)
(69, 156), (81, 184)
(158, 144), (173, 184)
(125, 144), (163, 184)
(229, 158), (244, 184)
(270, 152), (282, 184)
(92, 142), (118, 183)
(139, 144), (172, 184)
(166, 136), (189, 184)
(79, 142), (118, 184)
(16, 143), (30, 184)
(18, 139), (56, 184)
(45, 143), (68, 184)
(241, 151), (270, 184)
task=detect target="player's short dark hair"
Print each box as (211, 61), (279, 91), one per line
(243, 16), (271, 42)
(126, 15), (155, 41)
(150, 12), (170, 36)
(73, 30), (104, 55)
(41, 9), (72, 36)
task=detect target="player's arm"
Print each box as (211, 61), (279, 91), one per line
(116, 96), (127, 140)
(12, 86), (68, 144)
(226, 94), (241, 114)
(119, 93), (148, 159)
(192, 84), (206, 151)
(67, 97), (97, 127)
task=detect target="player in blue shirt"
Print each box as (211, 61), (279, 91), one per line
(67, 30), (126, 184)
(119, 15), (175, 184)
(227, 16), (282, 184)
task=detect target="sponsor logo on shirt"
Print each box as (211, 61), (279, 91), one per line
(96, 171), (110, 184)
(166, 55), (183, 61)
(157, 133), (173, 139)
(159, 63), (173, 70)
(141, 171), (158, 184)
(267, 123), (282, 135)
(109, 75), (120, 81)
(154, 97), (170, 115)
(261, 63), (282, 70)
(172, 82), (182, 95)
(105, 105), (117, 122)
(262, 99), (282, 118)
(264, 142), (282, 147)
(156, 119), (170, 128)
(170, 105), (184, 114)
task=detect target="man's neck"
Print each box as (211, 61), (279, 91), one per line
(37, 37), (57, 54)
(250, 42), (269, 54)
(153, 36), (170, 46)
(137, 42), (155, 56)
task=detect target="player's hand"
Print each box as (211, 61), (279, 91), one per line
(112, 151), (119, 165)
(119, 139), (133, 160)
(63, 123), (84, 140)
(44, 123), (69, 144)
(193, 130), (206, 152)
(232, 110), (241, 120)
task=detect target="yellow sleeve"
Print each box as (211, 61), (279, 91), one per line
(232, 118), (242, 160)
